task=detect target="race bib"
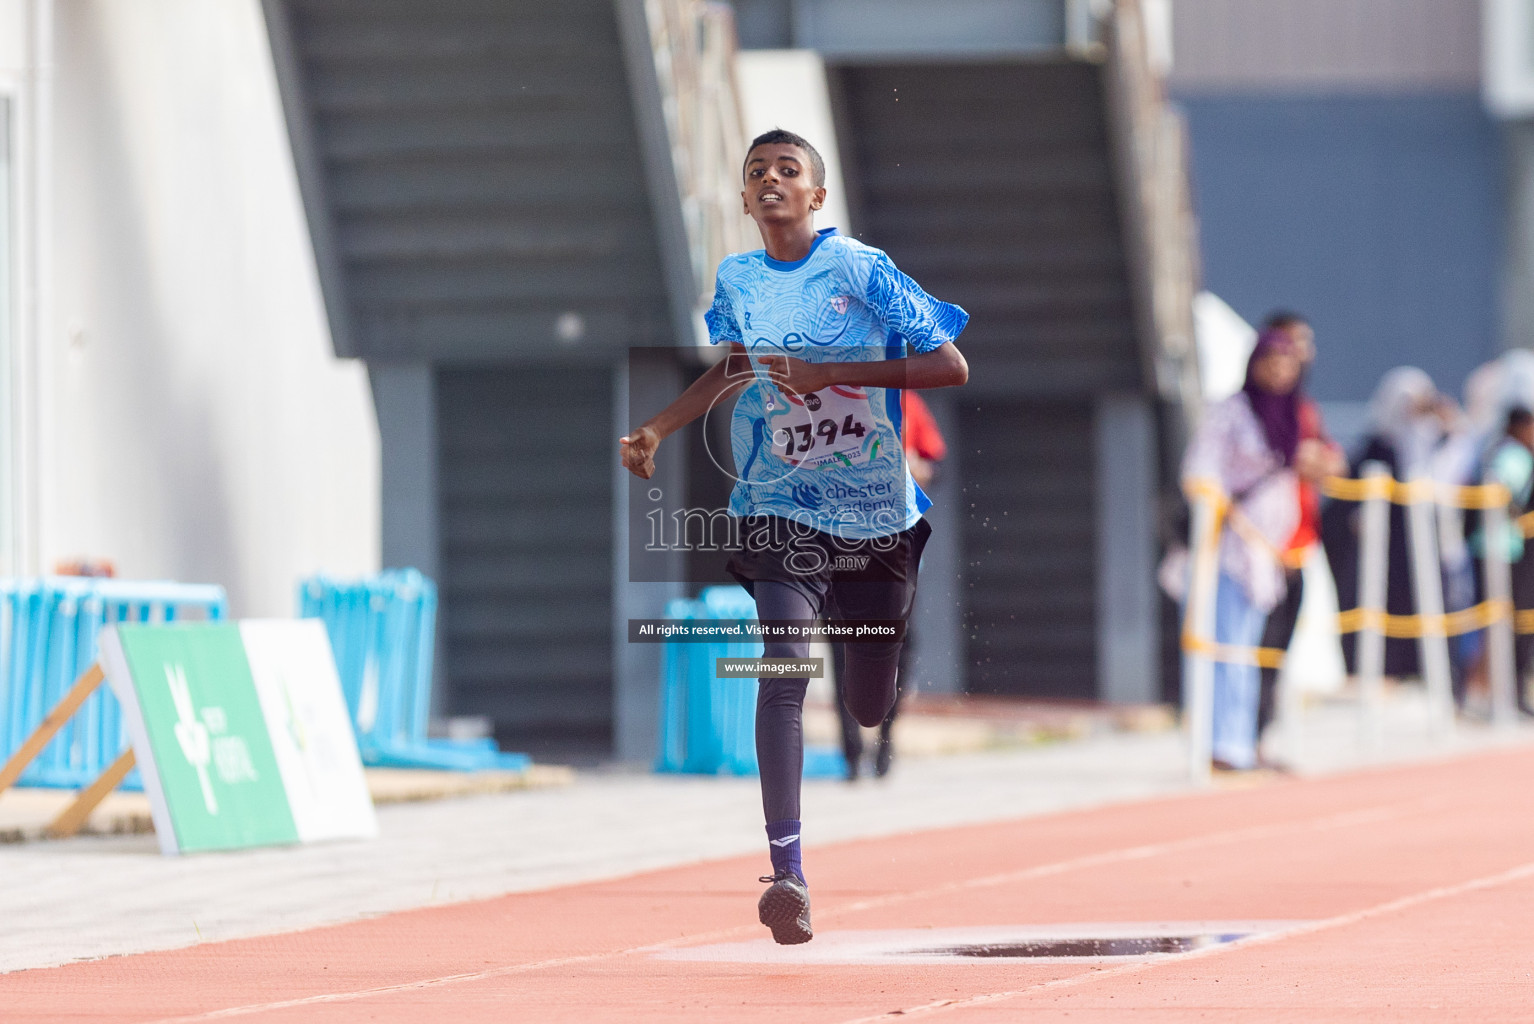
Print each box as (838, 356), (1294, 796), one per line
(767, 385), (877, 467)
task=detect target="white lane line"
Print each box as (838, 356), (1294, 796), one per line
(142, 954), (609, 1023)
(137, 799), (1432, 1024)
(651, 921), (1303, 965)
(137, 920), (760, 1024)
(813, 799), (1431, 923)
(835, 859), (1534, 1023)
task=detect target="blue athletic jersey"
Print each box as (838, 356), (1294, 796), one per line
(704, 228), (969, 539)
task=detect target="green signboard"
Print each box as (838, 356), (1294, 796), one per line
(101, 620), (375, 855)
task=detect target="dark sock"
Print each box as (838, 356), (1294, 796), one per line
(766, 819), (804, 884)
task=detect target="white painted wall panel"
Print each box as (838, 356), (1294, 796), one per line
(0, 0), (25, 73)
(735, 50), (854, 236)
(49, 0), (378, 614)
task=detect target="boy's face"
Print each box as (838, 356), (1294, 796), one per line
(741, 143), (826, 228)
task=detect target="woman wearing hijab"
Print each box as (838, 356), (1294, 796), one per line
(1321, 367), (1447, 680)
(1252, 314), (1345, 755)
(1181, 329), (1305, 770)
(1368, 367), (1445, 479)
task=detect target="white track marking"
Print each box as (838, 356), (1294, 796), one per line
(139, 921), (758, 1024)
(813, 800), (1429, 923)
(139, 798), (1437, 1024)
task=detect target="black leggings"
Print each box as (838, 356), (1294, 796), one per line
(833, 641), (904, 765)
(753, 580), (904, 823)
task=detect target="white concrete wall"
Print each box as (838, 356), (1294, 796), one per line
(45, 0), (378, 615)
(0, 0), (42, 578)
(0, 0), (25, 70)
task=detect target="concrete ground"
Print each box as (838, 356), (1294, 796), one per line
(1, 686), (1529, 976)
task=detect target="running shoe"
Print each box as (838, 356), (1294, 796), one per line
(757, 871), (813, 944)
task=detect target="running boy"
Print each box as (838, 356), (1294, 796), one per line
(619, 129), (968, 944)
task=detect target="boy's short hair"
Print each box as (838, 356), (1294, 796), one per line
(1508, 406), (1534, 435)
(745, 129), (826, 188)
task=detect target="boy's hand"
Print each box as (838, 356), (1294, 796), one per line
(619, 426), (660, 479)
(757, 355), (830, 396)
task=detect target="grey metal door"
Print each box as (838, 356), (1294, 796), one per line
(437, 365), (614, 752)
(959, 399), (1097, 698)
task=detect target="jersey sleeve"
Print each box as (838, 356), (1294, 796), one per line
(864, 251), (969, 353)
(703, 276), (743, 346)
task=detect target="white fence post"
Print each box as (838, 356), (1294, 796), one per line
(1183, 484), (1221, 784)
(1482, 496), (1519, 727)
(1355, 462), (1391, 750)
(1405, 475), (1455, 736)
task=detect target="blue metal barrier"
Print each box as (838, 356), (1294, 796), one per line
(298, 570), (530, 772)
(0, 578), (229, 790)
(656, 585), (846, 777)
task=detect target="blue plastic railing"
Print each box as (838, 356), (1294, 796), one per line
(655, 585), (845, 777)
(0, 577), (229, 790)
(297, 570), (530, 772)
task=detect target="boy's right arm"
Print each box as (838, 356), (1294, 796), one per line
(620, 343), (750, 479)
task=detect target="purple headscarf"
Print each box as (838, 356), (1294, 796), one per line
(1242, 327), (1302, 465)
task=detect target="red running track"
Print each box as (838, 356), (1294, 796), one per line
(7, 746), (1534, 1023)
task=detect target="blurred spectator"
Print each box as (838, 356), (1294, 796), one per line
(1181, 329), (1302, 771)
(834, 391), (947, 780)
(899, 389), (947, 490)
(1501, 350), (1534, 416)
(1466, 406), (1534, 715)
(1434, 364), (1504, 694)
(1370, 367), (1448, 478)
(1322, 367), (1449, 681)
(1253, 314), (1344, 760)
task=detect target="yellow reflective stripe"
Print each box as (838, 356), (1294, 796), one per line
(1180, 634), (1287, 669)
(1320, 476), (1511, 510)
(1335, 600), (1512, 639)
(1178, 476), (1534, 670)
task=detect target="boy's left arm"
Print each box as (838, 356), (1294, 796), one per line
(758, 248), (968, 394)
(757, 344), (967, 395)
(759, 249), (969, 394)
